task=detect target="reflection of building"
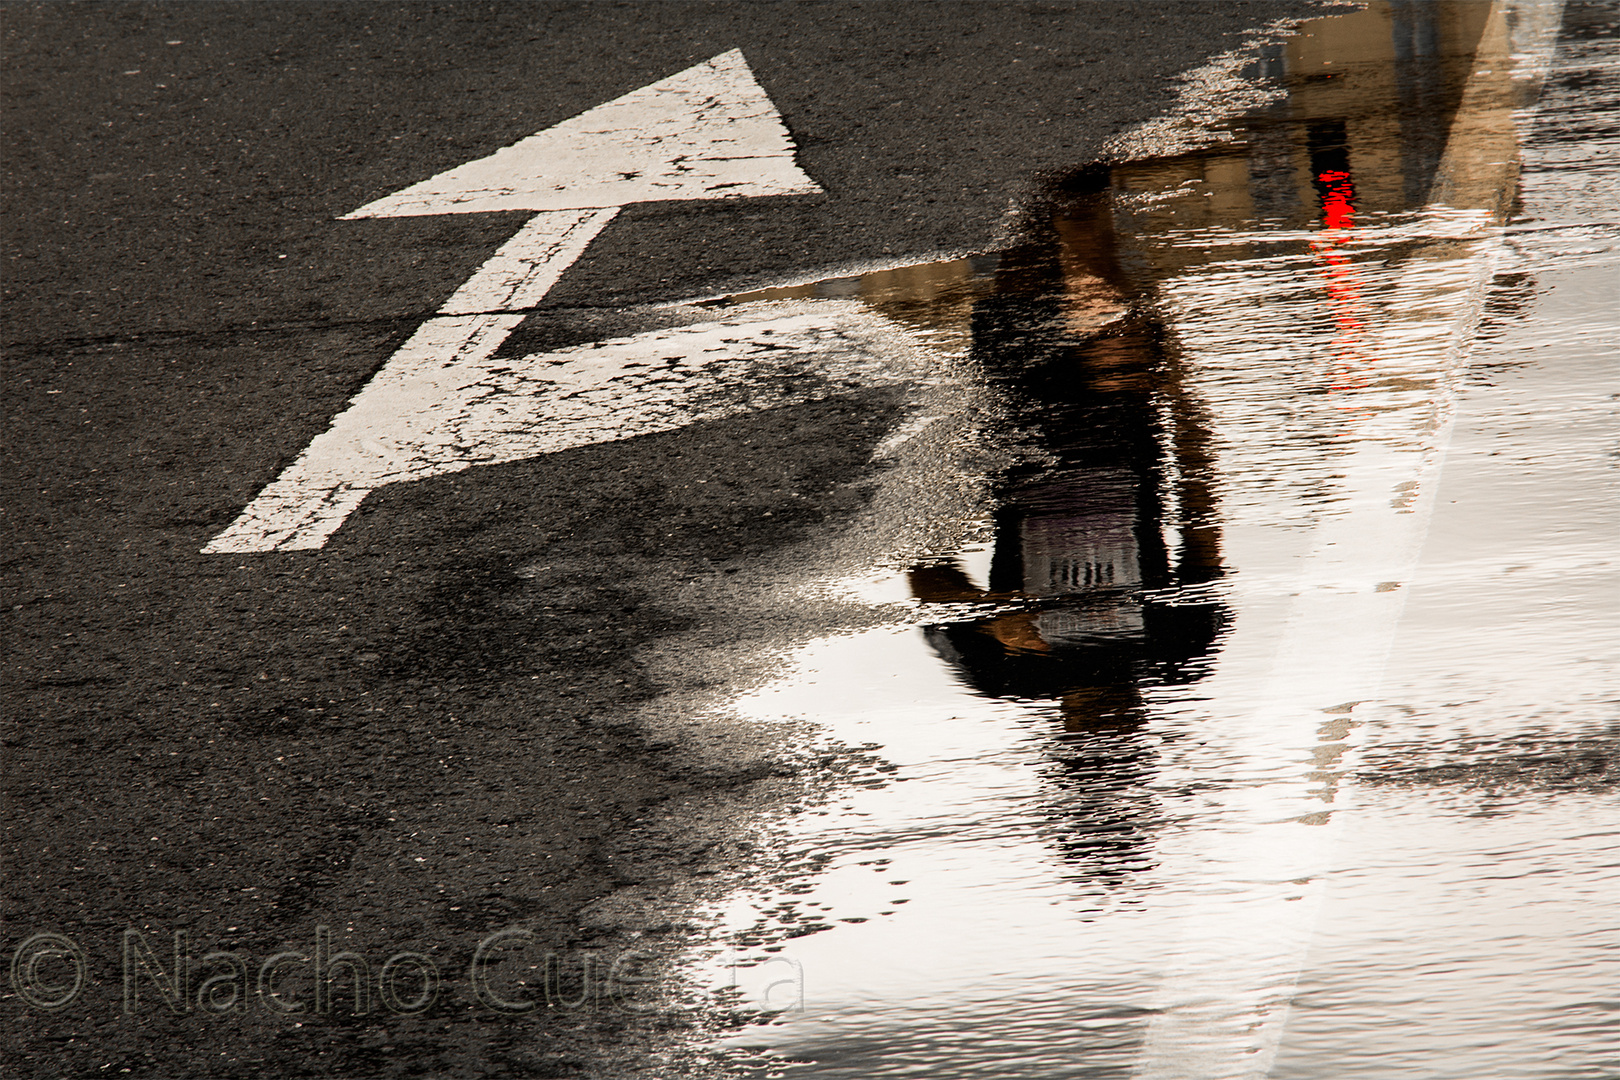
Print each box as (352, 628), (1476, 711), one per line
(728, 2), (1516, 339)
(1114, 1), (1495, 255)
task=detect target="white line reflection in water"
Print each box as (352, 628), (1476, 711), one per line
(1135, 6), (1567, 1073)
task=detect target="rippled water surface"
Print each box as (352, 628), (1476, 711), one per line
(676, 3), (1618, 1077)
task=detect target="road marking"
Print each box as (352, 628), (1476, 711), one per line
(205, 303), (933, 551)
(437, 207), (621, 316)
(342, 49), (820, 218)
(204, 49), (821, 554)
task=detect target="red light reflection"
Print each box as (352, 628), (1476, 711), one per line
(1309, 168), (1372, 414)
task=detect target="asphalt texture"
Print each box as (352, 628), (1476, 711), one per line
(3, 4), (1330, 1076)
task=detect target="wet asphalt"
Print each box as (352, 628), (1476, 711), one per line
(2, 4), (1331, 1076)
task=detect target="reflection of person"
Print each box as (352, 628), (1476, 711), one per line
(899, 0), (1513, 884)
(900, 168), (1231, 884)
(909, 167), (1227, 733)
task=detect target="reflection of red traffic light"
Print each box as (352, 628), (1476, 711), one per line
(1308, 163), (1369, 403)
(1317, 169), (1356, 229)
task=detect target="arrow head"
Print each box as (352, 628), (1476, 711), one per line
(344, 49), (821, 218)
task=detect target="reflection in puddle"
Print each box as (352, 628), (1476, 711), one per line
(681, 3), (1615, 1078)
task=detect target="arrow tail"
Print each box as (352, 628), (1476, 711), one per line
(203, 209), (617, 553)
(202, 480), (372, 553)
(440, 207), (618, 316)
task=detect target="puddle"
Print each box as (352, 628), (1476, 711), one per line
(662, 2), (1619, 1077)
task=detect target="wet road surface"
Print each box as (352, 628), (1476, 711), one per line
(5, 2), (1618, 1078)
(687, 3), (1619, 1076)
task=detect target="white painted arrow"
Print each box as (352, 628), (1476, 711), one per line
(204, 49), (821, 553)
